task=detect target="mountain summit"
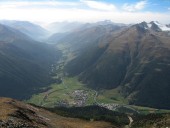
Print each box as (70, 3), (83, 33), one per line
(138, 21), (170, 32)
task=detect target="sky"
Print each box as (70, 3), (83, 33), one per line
(0, 0), (170, 24)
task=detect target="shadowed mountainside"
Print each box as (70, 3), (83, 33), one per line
(0, 24), (60, 99)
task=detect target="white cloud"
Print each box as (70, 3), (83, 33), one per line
(122, 1), (147, 12)
(168, 7), (170, 10)
(0, 1), (80, 9)
(81, 0), (116, 11)
(0, 1), (169, 24)
(0, 7), (169, 24)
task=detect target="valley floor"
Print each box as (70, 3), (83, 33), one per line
(27, 44), (170, 115)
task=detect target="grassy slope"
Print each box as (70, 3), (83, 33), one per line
(0, 97), (117, 128)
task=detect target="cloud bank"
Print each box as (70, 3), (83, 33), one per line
(0, 0), (169, 24)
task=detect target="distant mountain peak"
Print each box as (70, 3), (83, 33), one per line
(138, 21), (148, 28)
(96, 20), (113, 25)
(150, 21), (159, 24)
(0, 20), (49, 41)
(137, 21), (170, 32)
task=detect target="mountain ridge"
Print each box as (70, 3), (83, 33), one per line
(49, 21), (170, 109)
(0, 20), (49, 40)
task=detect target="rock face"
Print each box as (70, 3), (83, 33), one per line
(0, 97), (116, 128)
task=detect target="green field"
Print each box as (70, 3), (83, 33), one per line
(97, 87), (128, 104)
(27, 76), (129, 107)
(28, 77), (94, 107)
